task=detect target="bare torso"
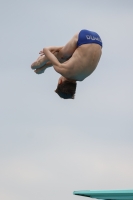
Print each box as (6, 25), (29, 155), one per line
(61, 35), (102, 81)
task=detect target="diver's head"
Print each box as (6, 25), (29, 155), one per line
(55, 76), (77, 99)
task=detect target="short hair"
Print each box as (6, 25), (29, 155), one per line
(55, 80), (77, 99)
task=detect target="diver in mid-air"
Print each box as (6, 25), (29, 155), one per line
(31, 29), (102, 99)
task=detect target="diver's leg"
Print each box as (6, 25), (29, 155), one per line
(58, 33), (78, 59)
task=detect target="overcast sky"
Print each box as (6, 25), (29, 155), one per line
(0, 0), (133, 200)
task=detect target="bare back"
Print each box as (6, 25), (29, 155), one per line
(61, 33), (102, 81)
(65, 44), (102, 81)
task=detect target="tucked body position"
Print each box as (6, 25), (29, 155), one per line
(31, 29), (103, 99)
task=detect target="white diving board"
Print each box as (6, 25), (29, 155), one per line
(73, 190), (133, 200)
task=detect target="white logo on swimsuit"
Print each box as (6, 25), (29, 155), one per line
(86, 35), (102, 42)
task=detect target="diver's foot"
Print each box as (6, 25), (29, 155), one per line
(31, 55), (47, 69)
(34, 65), (46, 74)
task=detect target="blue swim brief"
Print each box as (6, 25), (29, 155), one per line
(77, 29), (102, 48)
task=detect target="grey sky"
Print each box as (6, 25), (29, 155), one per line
(0, 0), (133, 200)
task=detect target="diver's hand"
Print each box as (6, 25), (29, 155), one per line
(39, 50), (44, 56)
(39, 46), (63, 56)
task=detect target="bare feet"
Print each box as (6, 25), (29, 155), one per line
(34, 65), (46, 74)
(31, 55), (48, 70)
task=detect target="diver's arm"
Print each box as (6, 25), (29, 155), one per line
(42, 48), (68, 76)
(42, 48), (61, 65)
(46, 46), (64, 54)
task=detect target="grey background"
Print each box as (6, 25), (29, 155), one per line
(0, 0), (133, 200)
